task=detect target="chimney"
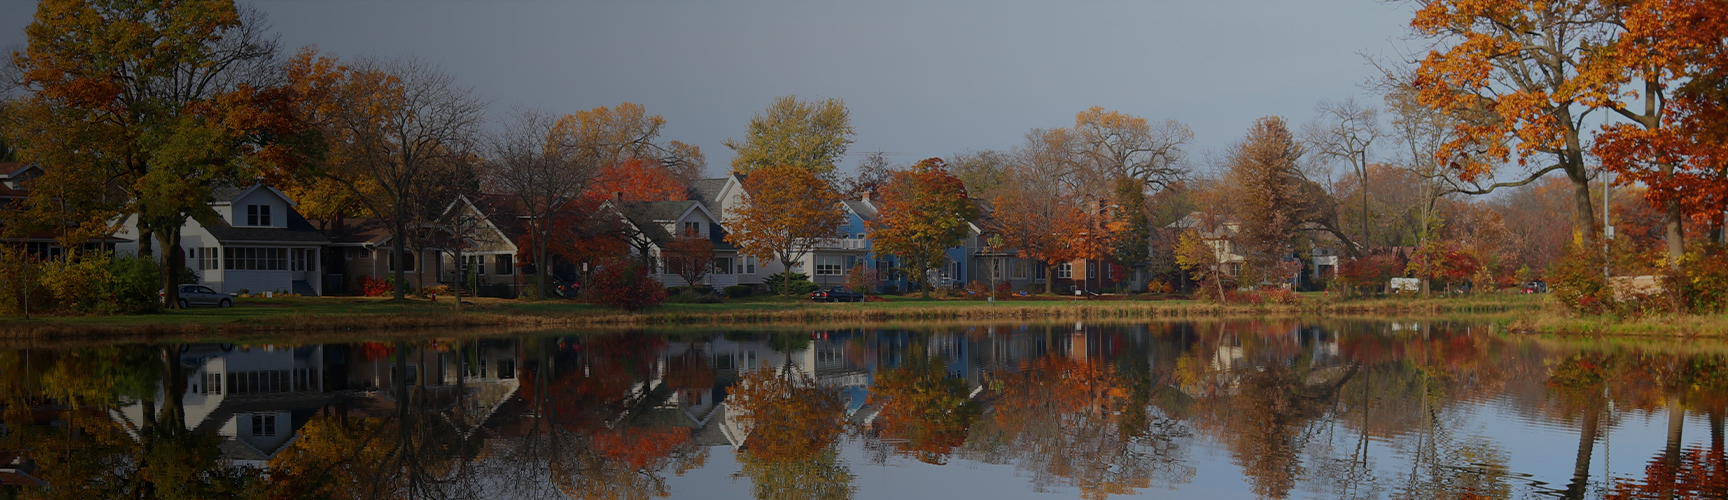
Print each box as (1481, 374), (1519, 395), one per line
(614, 191), (624, 202)
(861, 191), (871, 203)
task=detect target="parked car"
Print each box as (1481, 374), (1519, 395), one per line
(1522, 280), (1548, 294)
(810, 286), (864, 303)
(160, 285), (232, 308)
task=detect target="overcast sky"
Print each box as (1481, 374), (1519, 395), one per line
(0, 0), (1423, 179)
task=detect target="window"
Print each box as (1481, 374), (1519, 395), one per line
(494, 254), (513, 275)
(206, 373), (221, 395)
(713, 257), (733, 275)
(843, 255), (857, 271)
(224, 248), (287, 271)
(246, 205), (272, 226)
(251, 414), (276, 437)
(388, 251), (418, 272)
(186, 247), (221, 271)
(815, 255), (843, 276)
(464, 255), (486, 275)
(497, 359), (515, 379)
(1056, 263), (1073, 279)
(744, 256), (757, 275)
(683, 222), (701, 237)
(291, 249), (310, 272)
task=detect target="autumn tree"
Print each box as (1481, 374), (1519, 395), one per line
(840, 151), (894, 199)
(868, 158), (977, 298)
(1224, 117), (1358, 280)
(1069, 107), (1193, 195)
(551, 102), (706, 181)
(1175, 226), (1232, 302)
(724, 164), (845, 295)
(1303, 97), (1383, 248)
(663, 235), (714, 287)
(291, 52), (487, 299)
(1585, 0), (1728, 284)
(481, 108), (594, 299)
(10, 0), (309, 309)
(1110, 177), (1155, 290)
(949, 149), (1013, 202)
(724, 95), (854, 180)
(1404, 0), (1619, 245)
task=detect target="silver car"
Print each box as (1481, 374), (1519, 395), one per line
(162, 285), (233, 308)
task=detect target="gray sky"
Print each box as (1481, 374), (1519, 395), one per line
(1, 0), (1422, 178)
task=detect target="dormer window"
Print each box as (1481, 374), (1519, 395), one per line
(247, 205), (272, 226)
(683, 222), (700, 237)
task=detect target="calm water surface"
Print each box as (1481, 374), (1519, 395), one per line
(1, 320), (1724, 499)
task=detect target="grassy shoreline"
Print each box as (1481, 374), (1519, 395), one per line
(0, 293), (1544, 342)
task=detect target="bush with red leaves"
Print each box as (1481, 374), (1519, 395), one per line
(582, 260), (669, 311)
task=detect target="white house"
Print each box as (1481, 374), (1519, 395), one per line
(115, 184), (330, 296)
(607, 199), (746, 289)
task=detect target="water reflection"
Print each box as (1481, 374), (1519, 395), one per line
(6, 321), (1728, 499)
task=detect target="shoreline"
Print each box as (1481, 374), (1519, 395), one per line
(0, 295), (1542, 342)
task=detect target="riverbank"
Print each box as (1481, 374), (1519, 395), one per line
(0, 293), (1546, 341)
(1509, 310), (1728, 337)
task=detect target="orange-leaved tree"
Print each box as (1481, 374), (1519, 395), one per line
(868, 158), (977, 298)
(550, 102), (706, 182)
(1585, 0), (1728, 277)
(724, 164), (845, 295)
(1406, 0), (1617, 244)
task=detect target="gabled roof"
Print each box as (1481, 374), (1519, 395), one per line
(687, 178), (730, 207)
(615, 200), (693, 246)
(328, 217), (391, 246)
(204, 209), (331, 244)
(842, 200), (878, 222)
(210, 184), (297, 208)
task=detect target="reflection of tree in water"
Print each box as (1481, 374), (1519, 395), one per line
(728, 363), (855, 500)
(0, 345), (261, 499)
(865, 346), (979, 465)
(481, 334), (707, 500)
(969, 354), (1195, 500)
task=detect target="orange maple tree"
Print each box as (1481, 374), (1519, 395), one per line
(1407, 0), (1614, 243)
(728, 366), (847, 462)
(724, 164), (845, 294)
(1586, 0), (1728, 272)
(868, 158), (977, 298)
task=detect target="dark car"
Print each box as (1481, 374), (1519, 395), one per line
(1522, 280), (1548, 294)
(810, 286), (864, 303)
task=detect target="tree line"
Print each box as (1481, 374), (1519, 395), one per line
(4, 0), (1728, 313)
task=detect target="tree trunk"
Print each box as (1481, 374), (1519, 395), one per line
(392, 220), (407, 300)
(536, 235), (549, 300)
(1569, 166), (1600, 247)
(157, 227), (183, 309)
(1665, 195), (1685, 313)
(1043, 260), (1054, 295)
(453, 248), (463, 313)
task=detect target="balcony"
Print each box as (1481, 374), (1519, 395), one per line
(813, 237), (869, 251)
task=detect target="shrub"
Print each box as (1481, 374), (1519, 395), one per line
(421, 284), (450, 297)
(1146, 280), (1172, 294)
(724, 285), (753, 298)
(764, 272), (820, 296)
(1336, 253), (1405, 295)
(582, 260), (669, 311)
(105, 255), (161, 314)
(359, 276), (392, 297)
(1550, 245), (1611, 315)
(39, 253), (112, 314)
(1678, 243), (1728, 313)
(964, 280), (996, 300)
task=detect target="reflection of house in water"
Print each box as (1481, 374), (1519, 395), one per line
(111, 344), (333, 468)
(112, 340), (523, 469)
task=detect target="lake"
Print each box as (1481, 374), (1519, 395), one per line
(0, 319), (1720, 499)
